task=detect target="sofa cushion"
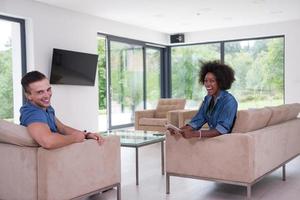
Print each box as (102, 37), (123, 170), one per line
(155, 98), (186, 118)
(0, 119), (39, 147)
(267, 103), (300, 126)
(139, 118), (168, 126)
(232, 108), (272, 133)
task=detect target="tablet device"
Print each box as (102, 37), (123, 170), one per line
(164, 123), (182, 132)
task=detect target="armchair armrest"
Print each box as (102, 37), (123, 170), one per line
(166, 109), (186, 127)
(135, 109), (156, 130)
(135, 109), (156, 118)
(177, 109), (198, 127)
(37, 136), (120, 200)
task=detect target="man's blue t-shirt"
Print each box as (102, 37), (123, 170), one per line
(188, 90), (238, 134)
(20, 102), (58, 132)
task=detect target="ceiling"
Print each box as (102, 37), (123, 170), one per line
(35, 0), (300, 34)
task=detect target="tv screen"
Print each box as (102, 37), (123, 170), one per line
(50, 48), (98, 86)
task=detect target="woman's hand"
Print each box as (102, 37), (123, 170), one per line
(167, 127), (183, 135)
(181, 129), (200, 139)
(180, 125), (193, 131)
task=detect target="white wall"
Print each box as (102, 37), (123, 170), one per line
(0, 0), (168, 131)
(183, 20), (300, 104)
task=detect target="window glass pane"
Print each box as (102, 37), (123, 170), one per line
(171, 43), (220, 109)
(225, 37), (284, 109)
(0, 19), (23, 122)
(97, 36), (107, 131)
(146, 48), (161, 109)
(110, 41), (143, 126)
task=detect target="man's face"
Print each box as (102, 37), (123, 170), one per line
(25, 78), (52, 109)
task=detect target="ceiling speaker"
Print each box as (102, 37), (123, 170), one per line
(170, 34), (185, 43)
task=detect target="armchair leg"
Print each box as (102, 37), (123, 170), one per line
(166, 173), (170, 194)
(117, 183), (121, 200)
(282, 164), (286, 181)
(247, 185), (251, 200)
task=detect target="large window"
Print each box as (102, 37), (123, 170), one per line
(171, 36), (284, 110)
(0, 16), (26, 122)
(225, 37), (284, 109)
(146, 47), (161, 109)
(97, 36), (107, 131)
(97, 35), (164, 130)
(171, 43), (220, 108)
(109, 41), (144, 127)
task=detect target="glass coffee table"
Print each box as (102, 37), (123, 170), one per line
(101, 129), (165, 185)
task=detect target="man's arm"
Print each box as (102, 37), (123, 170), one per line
(55, 118), (84, 135)
(55, 117), (105, 145)
(27, 122), (85, 149)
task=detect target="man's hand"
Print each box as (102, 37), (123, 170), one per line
(85, 132), (105, 145)
(73, 132), (86, 142)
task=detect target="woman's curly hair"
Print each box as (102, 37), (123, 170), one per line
(199, 60), (235, 90)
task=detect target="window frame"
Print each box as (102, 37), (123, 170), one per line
(0, 15), (27, 119)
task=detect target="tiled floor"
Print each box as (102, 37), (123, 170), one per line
(87, 143), (300, 200)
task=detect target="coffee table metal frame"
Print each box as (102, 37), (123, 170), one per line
(102, 130), (165, 185)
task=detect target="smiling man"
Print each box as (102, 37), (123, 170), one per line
(167, 61), (238, 138)
(20, 71), (104, 149)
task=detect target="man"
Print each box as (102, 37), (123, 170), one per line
(20, 71), (104, 149)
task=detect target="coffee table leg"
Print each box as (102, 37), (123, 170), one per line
(161, 141), (165, 175)
(135, 147), (139, 185)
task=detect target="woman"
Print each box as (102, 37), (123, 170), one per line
(172, 60), (238, 138)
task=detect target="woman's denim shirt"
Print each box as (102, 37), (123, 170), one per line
(188, 90), (238, 134)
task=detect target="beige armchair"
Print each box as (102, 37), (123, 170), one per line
(135, 98), (186, 131)
(0, 119), (121, 200)
(168, 108), (209, 129)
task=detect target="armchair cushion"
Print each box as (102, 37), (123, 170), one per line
(139, 118), (168, 126)
(155, 98), (186, 118)
(0, 119), (39, 147)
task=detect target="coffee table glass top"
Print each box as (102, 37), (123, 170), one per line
(101, 129), (165, 147)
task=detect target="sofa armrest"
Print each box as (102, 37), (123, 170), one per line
(166, 133), (254, 183)
(135, 109), (156, 129)
(249, 119), (300, 180)
(37, 135), (120, 200)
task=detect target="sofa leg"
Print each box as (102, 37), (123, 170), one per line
(282, 164), (286, 181)
(246, 185), (251, 200)
(166, 173), (170, 194)
(117, 183), (121, 200)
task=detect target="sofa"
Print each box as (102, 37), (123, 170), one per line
(166, 103), (300, 199)
(135, 98), (186, 131)
(0, 119), (121, 200)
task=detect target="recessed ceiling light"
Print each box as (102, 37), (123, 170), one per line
(252, 0), (265, 4)
(196, 7), (211, 16)
(223, 17), (232, 21)
(197, 7), (212, 12)
(270, 10), (283, 14)
(153, 14), (164, 18)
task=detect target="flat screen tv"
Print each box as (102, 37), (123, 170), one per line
(50, 48), (98, 86)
